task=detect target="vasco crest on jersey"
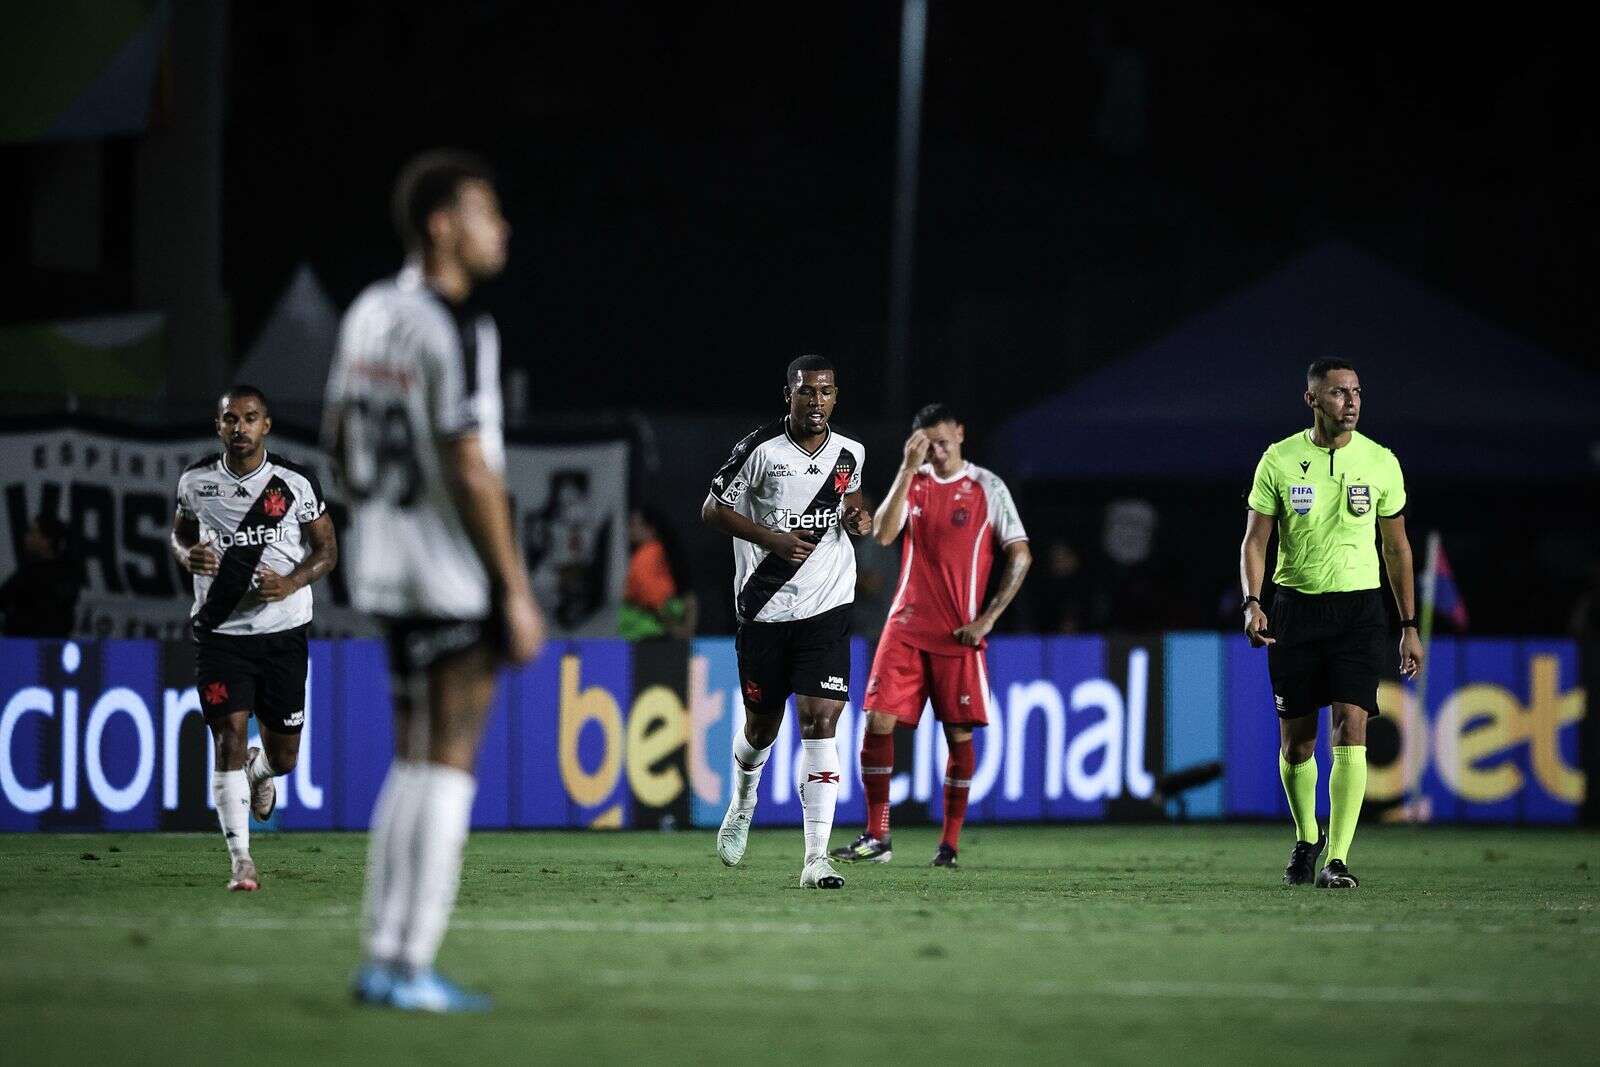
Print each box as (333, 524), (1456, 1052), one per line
(833, 463), (852, 493)
(262, 487), (289, 518)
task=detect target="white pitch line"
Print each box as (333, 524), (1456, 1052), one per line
(579, 968), (1588, 1008)
(3, 913), (1594, 939)
(0, 913), (847, 937)
(0, 957), (1588, 1008)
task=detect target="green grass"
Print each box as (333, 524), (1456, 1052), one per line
(1, 825), (1596, 1065)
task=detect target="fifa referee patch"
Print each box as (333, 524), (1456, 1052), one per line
(1290, 485), (1314, 515)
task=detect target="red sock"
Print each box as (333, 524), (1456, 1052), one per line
(860, 730), (894, 840)
(941, 738), (976, 851)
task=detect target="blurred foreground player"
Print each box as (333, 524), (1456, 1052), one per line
(325, 150), (543, 1011)
(702, 355), (871, 888)
(170, 386), (337, 891)
(1241, 360), (1421, 889)
(833, 405), (1030, 868)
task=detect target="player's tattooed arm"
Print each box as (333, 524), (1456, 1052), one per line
(954, 539), (1032, 647)
(170, 511), (218, 577)
(872, 430), (929, 544)
(842, 489), (873, 537)
(255, 513), (339, 602)
(701, 494), (816, 563)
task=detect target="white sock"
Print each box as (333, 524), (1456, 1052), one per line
(245, 747), (276, 784)
(798, 738), (841, 863)
(212, 770), (250, 861)
(399, 763), (477, 974)
(731, 730), (773, 811)
(363, 761), (424, 963)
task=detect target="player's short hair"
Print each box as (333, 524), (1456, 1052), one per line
(785, 354), (835, 385)
(392, 149), (496, 253)
(912, 402), (961, 430)
(1307, 358), (1357, 384)
(218, 384), (271, 418)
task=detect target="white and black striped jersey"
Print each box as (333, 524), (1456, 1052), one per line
(175, 452), (327, 636)
(324, 261), (504, 620)
(709, 419), (865, 624)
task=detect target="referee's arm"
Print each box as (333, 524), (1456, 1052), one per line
(1379, 515), (1424, 678)
(1239, 509), (1275, 647)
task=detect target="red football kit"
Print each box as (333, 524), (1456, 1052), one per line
(866, 462), (1028, 726)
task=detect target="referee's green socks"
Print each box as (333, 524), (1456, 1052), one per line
(1278, 753), (1319, 844)
(1327, 745), (1368, 863)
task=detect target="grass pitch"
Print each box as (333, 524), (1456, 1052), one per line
(1, 825), (1596, 1065)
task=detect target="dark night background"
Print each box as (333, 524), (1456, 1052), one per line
(2, 2), (1597, 637)
(218, 2), (1597, 420)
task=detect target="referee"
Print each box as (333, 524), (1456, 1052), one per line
(1240, 359), (1422, 889)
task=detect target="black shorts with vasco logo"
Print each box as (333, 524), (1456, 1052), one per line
(736, 603), (852, 713)
(194, 623), (310, 733)
(1265, 587), (1387, 719)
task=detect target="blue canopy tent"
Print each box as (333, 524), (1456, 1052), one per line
(996, 242), (1600, 482)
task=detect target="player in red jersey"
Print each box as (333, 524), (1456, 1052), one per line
(832, 404), (1031, 867)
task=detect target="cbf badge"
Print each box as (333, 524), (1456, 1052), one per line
(1289, 485), (1314, 516)
(1347, 484), (1371, 516)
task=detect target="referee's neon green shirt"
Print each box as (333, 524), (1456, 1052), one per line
(1247, 429), (1406, 594)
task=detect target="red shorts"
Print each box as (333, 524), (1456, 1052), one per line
(863, 634), (991, 727)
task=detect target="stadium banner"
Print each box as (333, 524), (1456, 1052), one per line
(0, 635), (1585, 831)
(0, 425), (628, 640)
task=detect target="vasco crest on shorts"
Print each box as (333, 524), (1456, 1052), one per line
(1347, 484), (1371, 516)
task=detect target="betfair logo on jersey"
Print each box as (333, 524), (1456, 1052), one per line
(214, 524), (289, 550)
(768, 507), (839, 532)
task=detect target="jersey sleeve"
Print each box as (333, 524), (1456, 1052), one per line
(424, 313), (489, 441)
(293, 468), (328, 524)
(709, 431), (765, 507)
(1378, 450), (1407, 517)
(985, 473), (1028, 545)
(1246, 452), (1278, 515)
(175, 475), (196, 521)
(324, 320), (353, 406)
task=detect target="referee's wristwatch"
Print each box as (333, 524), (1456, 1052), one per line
(1241, 595), (1262, 613)
(1399, 618), (1419, 630)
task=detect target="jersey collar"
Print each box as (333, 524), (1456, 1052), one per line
(784, 420), (831, 459)
(1303, 428), (1358, 452)
(219, 450), (271, 484)
(925, 461), (971, 485)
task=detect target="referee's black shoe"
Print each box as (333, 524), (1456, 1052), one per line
(1316, 859), (1360, 889)
(1283, 832), (1326, 886)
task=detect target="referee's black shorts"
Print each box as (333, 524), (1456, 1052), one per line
(1266, 587), (1387, 719)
